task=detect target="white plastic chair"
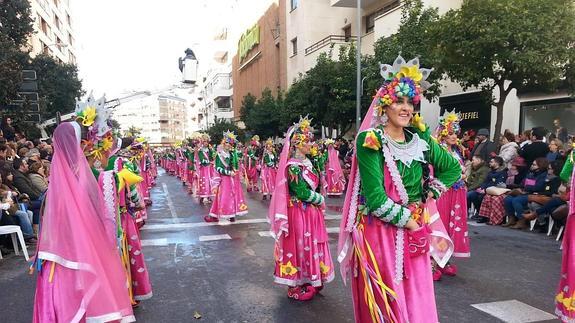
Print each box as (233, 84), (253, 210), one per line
(547, 218), (555, 236)
(0, 225), (30, 261)
(557, 225), (565, 242)
(529, 219), (537, 231)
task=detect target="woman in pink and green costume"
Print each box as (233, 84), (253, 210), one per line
(269, 117), (334, 301)
(337, 56), (460, 323)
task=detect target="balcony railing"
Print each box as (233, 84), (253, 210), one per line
(304, 35), (357, 56)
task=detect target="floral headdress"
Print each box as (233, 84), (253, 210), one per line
(435, 110), (462, 140)
(265, 138), (274, 147)
(250, 135), (260, 147)
(201, 133), (210, 142)
(222, 130), (238, 145)
(373, 55), (432, 124)
(324, 138), (335, 146)
(75, 93), (114, 160)
(290, 116), (314, 149)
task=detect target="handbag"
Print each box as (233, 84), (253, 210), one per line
(485, 186), (511, 196)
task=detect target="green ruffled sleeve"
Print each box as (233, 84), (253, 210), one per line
(356, 130), (411, 227)
(215, 154), (231, 176)
(560, 152), (574, 183)
(288, 165), (324, 205)
(418, 128), (462, 197)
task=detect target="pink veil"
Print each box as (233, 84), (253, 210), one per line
(327, 144), (345, 187)
(268, 126), (296, 239)
(36, 122), (134, 322)
(337, 96), (378, 280)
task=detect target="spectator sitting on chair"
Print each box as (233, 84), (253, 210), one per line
(547, 139), (563, 162)
(519, 127), (550, 166)
(471, 128), (497, 162)
(503, 157), (549, 229)
(12, 158), (45, 234)
(498, 132), (519, 169)
(471, 156), (508, 223)
(466, 155), (490, 217)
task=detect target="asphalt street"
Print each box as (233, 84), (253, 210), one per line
(0, 169), (563, 322)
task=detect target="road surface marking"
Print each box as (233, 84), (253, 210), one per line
(162, 183), (179, 224)
(471, 300), (556, 322)
(142, 215), (341, 231)
(258, 227), (339, 237)
(140, 238), (168, 247)
(199, 234), (232, 242)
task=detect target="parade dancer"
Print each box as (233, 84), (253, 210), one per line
(207, 131), (248, 222)
(325, 139), (346, 196)
(433, 111), (470, 281)
(33, 122), (135, 323)
(260, 138), (278, 200)
(196, 133), (215, 204)
(184, 137), (197, 194)
(337, 56), (461, 323)
(76, 95), (153, 306)
(269, 116), (334, 301)
(246, 135), (260, 192)
(555, 148), (575, 322)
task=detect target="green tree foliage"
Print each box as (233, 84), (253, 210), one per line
(432, 0), (575, 141)
(284, 45), (358, 135)
(0, 0), (34, 107)
(240, 88), (283, 138)
(30, 54), (84, 119)
(206, 119), (243, 146)
(365, 0), (441, 105)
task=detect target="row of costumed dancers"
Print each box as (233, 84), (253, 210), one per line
(160, 54), (575, 323)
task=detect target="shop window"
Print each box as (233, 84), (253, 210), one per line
(521, 98), (575, 139)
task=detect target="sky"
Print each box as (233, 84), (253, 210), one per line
(72, 0), (275, 99)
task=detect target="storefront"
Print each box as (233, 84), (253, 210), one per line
(520, 97), (575, 139)
(439, 92), (491, 134)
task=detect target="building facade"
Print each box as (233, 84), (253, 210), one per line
(273, 0), (574, 137)
(113, 94), (188, 144)
(28, 0), (78, 64)
(231, 3), (284, 122)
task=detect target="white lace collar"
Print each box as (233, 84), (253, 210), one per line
(381, 130), (429, 168)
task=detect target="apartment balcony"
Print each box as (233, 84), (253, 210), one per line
(208, 73), (233, 100)
(304, 35), (357, 56)
(330, 0), (380, 8)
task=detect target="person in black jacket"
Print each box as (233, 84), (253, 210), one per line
(12, 158), (44, 230)
(519, 127), (549, 166)
(471, 128), (497, 161)
(1, 117), (15, 142)
(503, 157), (549, 229)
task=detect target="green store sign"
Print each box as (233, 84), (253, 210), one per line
(238, 24), (260, 61)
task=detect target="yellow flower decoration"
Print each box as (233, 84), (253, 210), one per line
(445, 113), (458, 123)
(411, 113), (426, 132)
(101, 136), (113, 151)
(309, 145), (319, 157)
(396, 65), (423, 82)
(117, 168), (143, 191)
(320, 261), (331, 275)
(362, 130), (381, 151)
(280, 261), (298, 276)
(77, 106), (97, 126)
(556, 292), (575, 311)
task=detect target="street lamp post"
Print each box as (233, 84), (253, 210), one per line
(356, 0), (362, 132)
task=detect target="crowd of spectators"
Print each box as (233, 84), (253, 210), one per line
(0, 117), (52, 255)
(465, 118), (572, 236)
